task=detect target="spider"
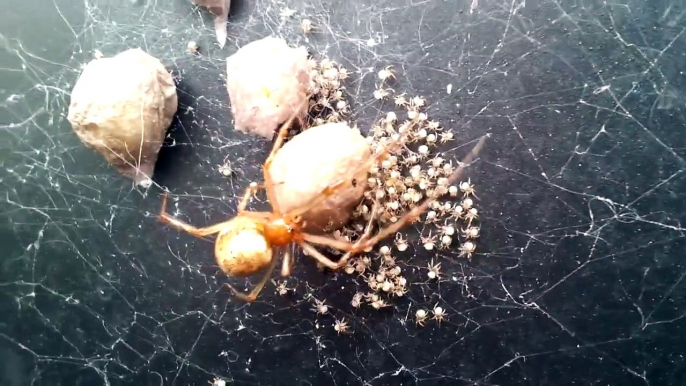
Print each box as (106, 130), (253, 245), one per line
(158, 106), (488, 302)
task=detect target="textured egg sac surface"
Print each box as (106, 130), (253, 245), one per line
(67, 48), (178, 187)
(225, 36), (313, 139)
(268, 122), (371, 233)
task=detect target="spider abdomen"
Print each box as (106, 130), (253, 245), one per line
(215, 217), (273, 277)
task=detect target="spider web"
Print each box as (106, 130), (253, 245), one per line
(2, 0), (686, 385)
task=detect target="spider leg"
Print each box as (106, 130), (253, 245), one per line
(280, 246), (292, 277)
(237, 182), (263, 212)
(300, 199), (381, 263)
(158, 193), (231, 237)
(335, 199), (379, 267)
(351, 135), (488, 253)
(288, 243), (297, 273)
(223, 247), (281, 302)
(263, 99), (309, 216)
(296, 240), (340, 270)
(239, 211), (273, 219)
(302, 233), (355, 251)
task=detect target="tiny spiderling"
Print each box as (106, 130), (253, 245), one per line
(461, 198), (474, 210)
(351, 292), (363, 308)
(394, 233), (409, 251)
(460, 179), (476, 197)
(422, 234), (436, 251)
(440, 131), (454, 143)
(459, 240), (477, 259)
(394, 93), (408, 106)
(432, 304), (447, 324)
(440, 235), (452, 248)
(334, 318), (349, 334)
(378, 66), (395, 81)
(448, 185), (459, 197)
(463, 226), (481, 239)
(415, 309), (428, 326)
(427, 259), (441, 280)
(313, 299), (329, 315)
(464, 207), (478, 224)
(301, 19), (313, 34)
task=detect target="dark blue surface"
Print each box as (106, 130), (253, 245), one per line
(1, 0), (686, 385)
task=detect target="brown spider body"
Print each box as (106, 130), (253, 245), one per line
(158, 104), (488, 303)
(213, 212), (309, 278)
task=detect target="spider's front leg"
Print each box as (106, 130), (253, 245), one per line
(262, 100), (308, 216)
(158, 192), (232, 238)
(296, 241), (341, 270)
(299, 200), (381, 269)
(237, 182), (263, 212)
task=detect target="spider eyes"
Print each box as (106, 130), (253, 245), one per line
(351, 178), (358, 187)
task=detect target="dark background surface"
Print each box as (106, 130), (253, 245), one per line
(2, 0), (686, 385)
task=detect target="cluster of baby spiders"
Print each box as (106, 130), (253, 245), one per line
(305, 56), (350, 125)
(299, 294), (352, 334)
(328, 69), (484, 313)
(343, 243), (410, 309)
(414, 303), (447, 326)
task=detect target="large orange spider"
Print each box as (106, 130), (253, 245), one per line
(158, 111), (487, 302)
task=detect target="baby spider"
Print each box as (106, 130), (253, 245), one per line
(452, 205), (464, 220)
(381, 280), (395, 292)
(394, 93), (408, 107)
(209, 377), (226, 386)
(158, 102), (488, 302)
(312, 298), (329, 315)
(427, 120), (441, 130)
(370, 298), (389, 309)
(439, 131), (454, 143)
(378, 66), (395, 81)
(218, 163), (233, 177)
(394, 233), (409, 252)
(459, 179), (477, 197)
(459, 240), (477, 259)
(427, 259), (441, 280)
(392, 285), (408, 297)
(421, 234), (437, 251)
(351, 292), (364, 308)
(464, 207), (479, 225)
(439, 224), (455, 237)
(411, 96), (426, 109)
(187, 41), (199, 54)
(373, 87), (392, 100)
(301, 18), (314, 34)
(334, 318), (349, 334)
(432, 304), (447, 324)
(462, 226), (480, 239)
(439, 235), (452, 249)
(273, 280), (293, 296)
(415, 309), (428, 326)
